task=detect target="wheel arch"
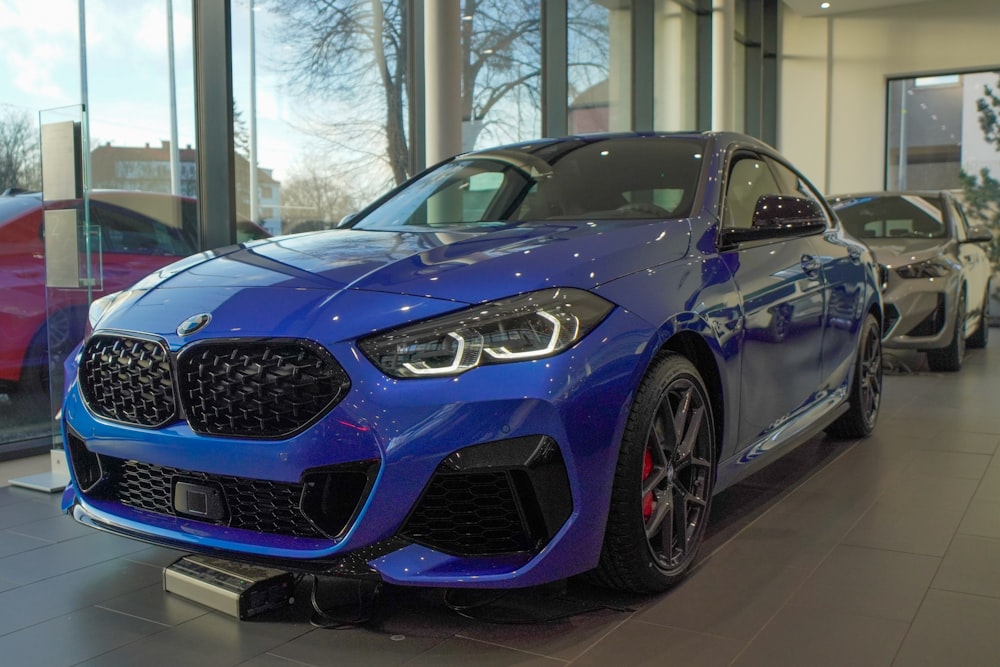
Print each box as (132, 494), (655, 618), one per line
(660, 330), (725, 463)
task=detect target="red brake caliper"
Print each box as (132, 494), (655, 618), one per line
(642, 448), (654, 520)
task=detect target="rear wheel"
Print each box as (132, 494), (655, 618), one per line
(927, 291), (966, 372)
(967, 285), (990, 349)
(826, 313), (882, 439)
(590, 353), (716, 593)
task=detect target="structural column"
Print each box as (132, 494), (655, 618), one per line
(711, 0), (735, 131)
(424, 0), (462, 164)
(193, 0), (236, 250)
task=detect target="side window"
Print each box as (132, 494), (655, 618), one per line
(767, 158), (833, 229)
(724, 157), (781, 229)
(89, 204), (195, 256)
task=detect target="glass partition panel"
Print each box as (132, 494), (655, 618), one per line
(0, 0), (198, 450)
(0, 0), (79, 448)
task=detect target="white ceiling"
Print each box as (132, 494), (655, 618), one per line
(782, 0), (939, 18)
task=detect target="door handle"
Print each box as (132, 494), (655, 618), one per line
(801, 254), (821, 278)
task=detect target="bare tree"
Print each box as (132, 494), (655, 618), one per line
(268, 0), (411, 187)
(280, 154), (360, 233)
(267, 0), (569, 187)
(0, 108), (41, 192)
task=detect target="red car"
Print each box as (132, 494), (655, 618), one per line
(0, 190), (269, 402)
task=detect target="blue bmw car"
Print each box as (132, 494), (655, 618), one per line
(61, 132), (883, 593)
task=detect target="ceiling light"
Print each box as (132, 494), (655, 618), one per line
(820, 2), (830, 8)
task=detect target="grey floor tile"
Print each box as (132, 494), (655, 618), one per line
(842, 500), (964, 557)
(875, 469), (978, 512)
(973, 461), (1000, 502)
(0, 485), (63, 508)
(124, 545), (190, 569)
(786, 544), (939, 622)
(567, 618), (744, 667)
(0, 530), (150, 585)
(74, 610), (313, 667)
(729, 605), (907, 667)
(958, 497), (1000, 539)
(0, 497), (65, 530)
(933, 533), (1000, 598)
(237, 655), (311, 667)
(893, 589), (1000, 666)
(265, 627), (443, 667)
(0, 528), (49, 557)
(902, 449), (991, 480)
(913, 430), (1000, 455)
(0, 604), (165, 667)
(97, 582), (210, 626)
(637, 548), (809, 641)
(452, 604), (630, 662)
(704, 509), (847, 573)
(6, 512), (94, 542)
(0, 557), (162, 636)
(401, 636), (563, 667)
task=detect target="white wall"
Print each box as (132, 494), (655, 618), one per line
(778, 0), (1000, 195)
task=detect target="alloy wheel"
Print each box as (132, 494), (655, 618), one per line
(640, 377), (713, 573)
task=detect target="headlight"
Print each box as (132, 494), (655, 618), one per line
(359, 288), (614, 378)
(894, 258), (953, 279)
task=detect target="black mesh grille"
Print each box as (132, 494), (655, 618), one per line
(77, 334), (351, 438)
(176, 340), (350, 438)
(111, 458), (328, 538)
(402, 471), (534, 556)
(79, 334), (176, 427)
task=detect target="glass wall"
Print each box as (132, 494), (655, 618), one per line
(886, 74), (966, 191)
(567, 0), (632, 133)
(654, 0), (698, 131)
(0, 0), (197, 450)
(0, 0), (783, 451)
(459, 0), (542, 150)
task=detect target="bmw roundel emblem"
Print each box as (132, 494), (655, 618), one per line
(177, 313), (212, 337)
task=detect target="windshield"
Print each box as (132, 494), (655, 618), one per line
(833, 194), (948, 240)
(352, 137), (706, 231)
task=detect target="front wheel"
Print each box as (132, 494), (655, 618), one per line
(826, 313), (882, 439)
(589, 353), (716, 593)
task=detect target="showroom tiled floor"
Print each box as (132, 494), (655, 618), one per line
(3, 341), (1000, 666)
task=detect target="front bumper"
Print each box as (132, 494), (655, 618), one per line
(60, 309), (651, 588)
(881, 277), (958, 350)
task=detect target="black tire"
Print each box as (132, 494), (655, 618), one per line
(927, 291), (966, 372)
(967, 285), (989, 349)
(590, 353), (716, 593)
(826, 313), (882, 439)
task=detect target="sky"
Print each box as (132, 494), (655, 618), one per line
(0, 0), (308, 183)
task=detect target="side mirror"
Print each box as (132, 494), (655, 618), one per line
(720, 195), (827, 247)
(964, 225), (993, 244)
(337, 212), (358, 228)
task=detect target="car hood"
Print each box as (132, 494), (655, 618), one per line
(144, 221), (691, 302)
(863, 238), (951, 266)
(94, 220), (691, 342)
